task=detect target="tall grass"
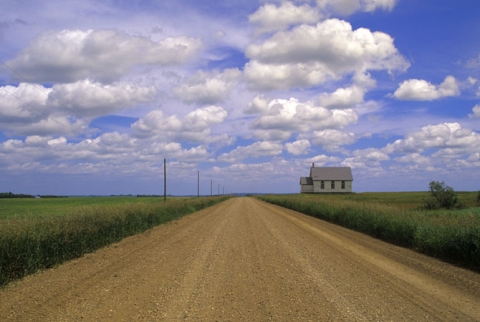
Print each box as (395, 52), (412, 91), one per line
(259, 195), (480, 271)
(0, 197), (229, 287)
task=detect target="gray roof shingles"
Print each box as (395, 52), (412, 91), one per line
(310, 167), (353, 181)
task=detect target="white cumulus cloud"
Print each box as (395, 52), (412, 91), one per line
(317, 0), (397, 16)
(394, 153), (430, 165)
(319, 72), (376, 108)
(173, 68), (241, 105)
(0, 80), (155, 136)
(305, 154), (341, 165)
(393, 75), (460, 101)
(49, 79), (156, 118)
(353, 148), (390, 163)
(245, 95), (270, 114)
(6, 29), (202, 83)
(311, 129), (357, 148)
(131, 106), (228, 143)
(249, 97), (358, 141)
(249, 2), (320, 35)
(469, 104), (480, 119)
(47, 136), (68, 146)
(384, 122), (480, 156)
(285, 139), (311, 155)
(319, 85), (365, 108)
(0, 83), (51, 123)
(0, 83), (91, 136)
(218, 141), (283, 163)
(244, 19), (408, 91)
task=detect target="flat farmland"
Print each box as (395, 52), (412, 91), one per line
(1, 197), (479, 321)
(0, 196), (164, 219)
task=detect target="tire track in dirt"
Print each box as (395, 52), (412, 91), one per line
(1, 197), (479, 321)
(255, 199), (480, 320)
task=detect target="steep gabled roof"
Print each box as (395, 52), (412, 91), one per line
(310, 167), (353, 181)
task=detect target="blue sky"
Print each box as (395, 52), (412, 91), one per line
(1, 0), (479, 195)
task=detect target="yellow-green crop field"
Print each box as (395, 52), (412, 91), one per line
(0, 196), (166, 219)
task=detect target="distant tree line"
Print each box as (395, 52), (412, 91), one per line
(0, 192), (69, 198)
(0, 192), (35, 199)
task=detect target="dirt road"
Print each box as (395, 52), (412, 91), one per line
(1, 197), (479, 321)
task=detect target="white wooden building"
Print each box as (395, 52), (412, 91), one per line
(300, 164), (353, 193)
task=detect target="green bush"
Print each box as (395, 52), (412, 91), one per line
(423, 181), (458, 209)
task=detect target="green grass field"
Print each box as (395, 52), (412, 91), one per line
(0, 196), (165, 219)
(296, 191), (479, 210)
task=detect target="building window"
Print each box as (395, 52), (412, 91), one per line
(320, 181), (324, 189)
(341, 181), (345, 189)
(331, 181), (335, 189)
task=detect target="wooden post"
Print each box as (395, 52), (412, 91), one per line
(164, 158), (166, 202)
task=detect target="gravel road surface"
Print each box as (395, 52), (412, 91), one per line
(1, 197), (479, 321)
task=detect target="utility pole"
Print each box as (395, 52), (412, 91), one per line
(210, 179), (212, 196)
(163, 158), (166, 202)
(197, 171), (200, 197)
(218, 184), (220, 196)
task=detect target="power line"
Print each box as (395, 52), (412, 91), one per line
(1, 61), (51, 95)
(0, 85), (78, 135)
